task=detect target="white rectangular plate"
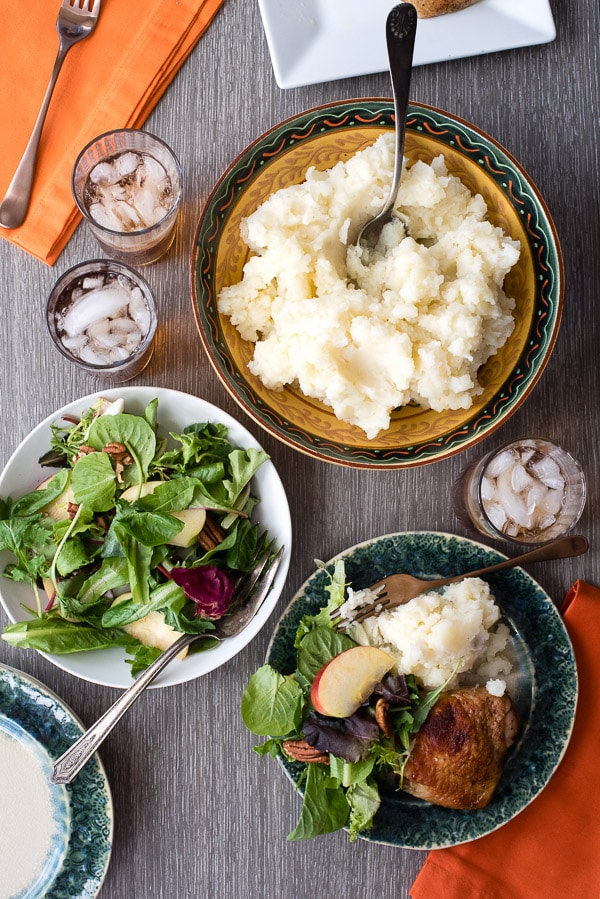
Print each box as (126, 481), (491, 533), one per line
(257, 0), (556, 89)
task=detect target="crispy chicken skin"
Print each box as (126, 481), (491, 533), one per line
(403, 687), (519, 810)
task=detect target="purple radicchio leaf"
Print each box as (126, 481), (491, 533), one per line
(303, 710), (380, 763)
(372, 674), (411, 706)
(170, 565), (235, 619)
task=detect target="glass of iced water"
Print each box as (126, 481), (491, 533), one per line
(454, 437), (586, 544)
(72, 129), (182, 266)
(46, 259), (157, 383)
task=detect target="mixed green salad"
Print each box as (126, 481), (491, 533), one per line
(0, 396), (269, 676)
(242, 561), (455, 841)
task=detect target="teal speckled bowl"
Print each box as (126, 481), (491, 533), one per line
(0, 665), (113, 896)
(266, 531), (577, 849)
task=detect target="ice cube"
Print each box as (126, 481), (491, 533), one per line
(530, 454), (564, 489)
(61, 286), (130, 336)
(484, 502), (507, 532)
(89, 201), (125, 232)
(480, 475), (496, 502)
(511, 462), (535, 494)
(79, 344), (112, 365)
(89, 161), (118, 186)
(128, 288), (151, 332)
(485, 448), (518, 479)
(82, 275), (105, 290)
(112, 200), (144, 231)
(115, 151), (142, 179)
(498, 487), (532, 531)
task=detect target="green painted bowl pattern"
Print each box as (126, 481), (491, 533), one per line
(266, 532), (577, 848)
(0, 666), (112, 897)
(193, 100), (563, 468)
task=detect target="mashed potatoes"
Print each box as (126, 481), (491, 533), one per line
(341, 577), (512, 690)
(217, 134), (520, 438)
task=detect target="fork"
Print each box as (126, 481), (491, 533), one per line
(51, 540), (284, 784)
(0, 0), (102, 230)
(334, 534), (588, 628)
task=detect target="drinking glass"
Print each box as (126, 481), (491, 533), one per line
(46, 259), (157, 383)
(453, 437), (586, 544)
(72, 129), (182, 266)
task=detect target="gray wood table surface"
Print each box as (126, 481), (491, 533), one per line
(0, 1), (598, 896)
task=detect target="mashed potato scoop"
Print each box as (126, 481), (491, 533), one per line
(335, 534), (588, 627)
(356, 3), (417, 249)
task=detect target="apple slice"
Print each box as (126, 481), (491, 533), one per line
(310, 645), (395, 718)
(120, 481), (207, 547)
(36, 474), (75, 521)
(111, 594), (188, 660)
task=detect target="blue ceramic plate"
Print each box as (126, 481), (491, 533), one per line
(0, 665), (112, 896)
(266, 531), (577, 848)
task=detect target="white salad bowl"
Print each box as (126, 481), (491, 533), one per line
(0, 387), (292, 688)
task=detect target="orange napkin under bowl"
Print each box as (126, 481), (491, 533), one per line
(410, 579), (600, 899)
(0, 0), (223, 265)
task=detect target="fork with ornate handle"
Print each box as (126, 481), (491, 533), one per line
(51, 541), (284, 784)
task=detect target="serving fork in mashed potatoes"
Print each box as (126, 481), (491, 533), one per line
(217, 134), (520, 439)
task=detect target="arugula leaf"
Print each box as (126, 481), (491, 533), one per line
(287, 764), (350, 841)
(295, 560), (347, 646)
(241, 665), (304, 736)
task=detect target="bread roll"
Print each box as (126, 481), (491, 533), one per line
(405, 0), (481, 17)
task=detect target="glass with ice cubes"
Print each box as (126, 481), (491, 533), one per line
(46, 260), (157, 382)
(72, 129), (182, 265)
(454, 438), (586, 544)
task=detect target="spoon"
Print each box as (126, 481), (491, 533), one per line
(356, 3), (417, 249)
(335, 534), (589, 627)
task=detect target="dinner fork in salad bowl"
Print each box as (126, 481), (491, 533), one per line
(51, 538), (284, 784)
(0, 0), (102, 230)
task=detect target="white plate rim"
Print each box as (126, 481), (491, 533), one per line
(257, 0), (556, 89)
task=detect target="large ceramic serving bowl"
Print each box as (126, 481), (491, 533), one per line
(191, 100), (563, 468)
(0, 387), (292, 689)
(266, 532), (577, 848)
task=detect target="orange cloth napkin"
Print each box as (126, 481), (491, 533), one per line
(0, 0), (223, 265)
(410, 579), (600, 899)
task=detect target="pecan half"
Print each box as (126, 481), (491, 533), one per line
(67, 502), (79, 520)
(74, 444), (95, 462)
(282, 739), (329, 764)
(197, 513), (226, 551)
(102, 442), (133, 464)
(375, 698), (393, 739)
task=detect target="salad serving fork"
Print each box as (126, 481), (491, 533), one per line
(0, 0), (102, 230)
(334, 534), (588, 628)
(51, 539), (284, 784)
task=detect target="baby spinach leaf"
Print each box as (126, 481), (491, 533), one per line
(10, 470), (70, 516)
(134, 477), (196, 514)
(75, 557), (130, 605)
(102, 580), (185, 628)
(296, 627), (355, 682)
(287, 764), (350, 841)
(87, 412), (156, 483)
(242, 665), (304, 736)
(113, 505), (183, 547)
(113, 522), (153, 607)
(71, 453), (116, 512)
(55, 535), (95, 577)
